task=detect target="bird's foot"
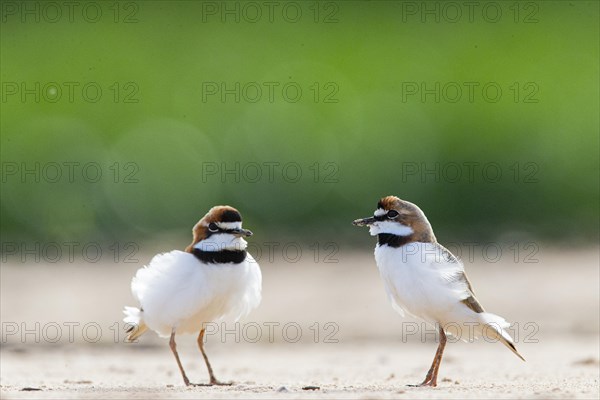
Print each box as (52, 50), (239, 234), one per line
(186, 382), (231, 387)
(407, 379), (437, 387)
(183, 378), (233, 387)
(209, 378), (233, 386)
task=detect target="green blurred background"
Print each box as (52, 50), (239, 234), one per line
(1, 0), (598, 249)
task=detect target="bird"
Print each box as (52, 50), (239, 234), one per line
(353, 195), (524, 387)
(123, 205), (262, 386)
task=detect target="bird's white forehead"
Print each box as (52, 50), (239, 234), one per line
(214, 221), (242, 230)
(201, 221), (242, 229)
(374, 208), (387, 216)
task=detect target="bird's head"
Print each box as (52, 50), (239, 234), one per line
(353, 196), (436, 242)
(186, 205), (253, 253)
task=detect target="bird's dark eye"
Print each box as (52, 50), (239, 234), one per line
(387, 210), (399, 219)
(208, 223), (219, 232)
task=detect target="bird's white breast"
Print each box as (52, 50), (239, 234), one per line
(374, 242), (470, 324)
(131, 250), (262, 336)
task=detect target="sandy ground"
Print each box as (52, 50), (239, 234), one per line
(1, 247), (599, 399)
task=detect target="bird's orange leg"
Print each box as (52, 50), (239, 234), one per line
(169, 331), (191, 386)
(408, 326), (447, 387)
(197, 329), (233, 386)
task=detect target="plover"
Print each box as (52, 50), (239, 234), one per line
(124, 205), (262, 386)
(353, 196), (524, 387)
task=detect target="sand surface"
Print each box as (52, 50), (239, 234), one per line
(1, 248), (599, 399)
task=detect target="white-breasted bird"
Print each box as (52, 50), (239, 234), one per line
(123, 205), (262, 386)
(353, 196), (524, 387)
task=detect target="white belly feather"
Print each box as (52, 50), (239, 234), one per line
(375, 242), (470, 324)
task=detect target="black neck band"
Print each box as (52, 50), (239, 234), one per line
(192, 248), (247, 264)
(377, 233), (412, 248)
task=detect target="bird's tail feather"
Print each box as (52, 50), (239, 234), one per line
(478, 312), (525, 361)
(123, 306), (148, 342)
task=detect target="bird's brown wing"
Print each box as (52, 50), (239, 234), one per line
(458, 271), (485, 313)
(437, 244), (485, 313)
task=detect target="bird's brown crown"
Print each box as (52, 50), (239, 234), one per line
(377, 196), (436, 243)
(185, 206), (243, 252)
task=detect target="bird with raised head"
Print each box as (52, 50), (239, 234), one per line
(353, 196), (524, 387)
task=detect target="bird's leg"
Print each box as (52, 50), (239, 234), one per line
(197, 329), (233, 386)
(428, 327), (447, 386)
(169, 330), (191, 386)
(408, 326), (447, 387)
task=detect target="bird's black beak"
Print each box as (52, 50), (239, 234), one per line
(353, 216), (376, 226)
(230, 228), (253, 237)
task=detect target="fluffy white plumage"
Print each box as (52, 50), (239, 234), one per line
(122, 205), (261, 386)
(124, 249), (261, 338)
